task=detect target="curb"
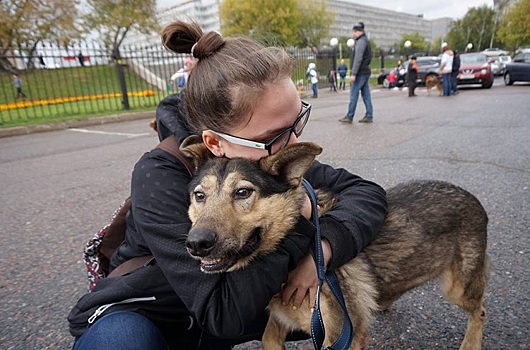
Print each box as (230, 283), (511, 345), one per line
(0, 110), (155, 139)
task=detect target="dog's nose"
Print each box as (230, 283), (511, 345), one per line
(186, 228), (217, 257)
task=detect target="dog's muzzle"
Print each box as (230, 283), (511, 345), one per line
(186, 227), (262, 273)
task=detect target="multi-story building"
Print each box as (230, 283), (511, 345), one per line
(158, 0), (221, 32)
(127, 0), (451, 51)
(327, 0), (437, 51)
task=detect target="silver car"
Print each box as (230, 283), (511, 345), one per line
(497, 55), (512, 75)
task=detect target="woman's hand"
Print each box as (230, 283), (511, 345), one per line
(281, 239), (332, 310)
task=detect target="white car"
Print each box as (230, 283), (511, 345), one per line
(490, 59), (502, 76)
(497, 55), (512, 75)
(482, 49), (510, 76)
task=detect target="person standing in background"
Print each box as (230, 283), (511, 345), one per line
(328, 67), (338, 92)
(439, 43), (454, 97)
(407, 56), (419, 97)
(171, 57), (194, 93)
(337, 59), (348, 90)
(451, 50), (460, 95)
(13, 73), (27, 99)
(77, 52), (85, 67)
(307, 63), (319, 98)
(338, 22), (374, 124)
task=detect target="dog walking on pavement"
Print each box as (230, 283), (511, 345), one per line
(426, 75), (444, 96)
(180, 138), (489, 350)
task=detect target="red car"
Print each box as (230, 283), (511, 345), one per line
(457, 53), (494, 89)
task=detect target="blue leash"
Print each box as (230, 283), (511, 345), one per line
(302, 178), (354, 350)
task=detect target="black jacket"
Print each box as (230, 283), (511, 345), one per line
(452, 54), (461, 75)
(69, 94), (388, 346)
(350, 33), (372, 76)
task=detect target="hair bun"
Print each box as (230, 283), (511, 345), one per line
(191, 31), (225, 59)
(161, 21), (203, 55)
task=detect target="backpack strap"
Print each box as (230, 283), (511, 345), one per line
(108, 136), (195, 279)
(108, 255), (155, 278)
(157, 136), (194, 177)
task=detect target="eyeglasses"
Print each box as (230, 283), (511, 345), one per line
(210, 100), (311, 155)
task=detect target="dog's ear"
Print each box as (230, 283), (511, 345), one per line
(180, 135), (213, 172)
(259, 143), (322, 187)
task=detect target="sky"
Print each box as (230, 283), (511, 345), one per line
(157, 0), (494, 20)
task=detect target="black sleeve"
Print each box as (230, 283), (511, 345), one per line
(305, 161), (388, 270)
(126, 149), (315, 338)
(155, 93), (196, 143)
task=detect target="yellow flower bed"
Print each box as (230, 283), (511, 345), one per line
(0, 90), (156, 111)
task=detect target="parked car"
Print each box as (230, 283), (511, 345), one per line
(484, 54), (511, 76)
(489, 58), (502, 76)
(504, 52), (530, 85)
(377, 56), (441, 87)
(483, 48), (509, 56)
(457, 53), (494, 89)
(497, 55), (512, 75)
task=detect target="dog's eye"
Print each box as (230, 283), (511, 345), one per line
(234, 188), (253, 200)
(194, 191), (206, 202)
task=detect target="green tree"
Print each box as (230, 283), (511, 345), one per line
(0, 0), (79, 70)
(295, 0), (334, 48)
(497, 0), (530, 51)
(398, 32), (427, 55)
(82, 0), (159, 55)
(219, 0), (332, 47)
(428, 37), (443, 55)
(220, 0), (300, 46)
(446, 5), (496, 51)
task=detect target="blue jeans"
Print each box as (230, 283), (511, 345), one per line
(442, 73), (452, 96)
(311, 83), (318, 98)
(73, 311), (168, 350)
(346, 74), (373, 120)
(72, 311), (309, 350)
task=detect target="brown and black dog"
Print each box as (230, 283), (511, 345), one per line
(181, 137), (489, 350)
(425, 74), (443, 96)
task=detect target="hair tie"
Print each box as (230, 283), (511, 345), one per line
(191, 43), (198, 57)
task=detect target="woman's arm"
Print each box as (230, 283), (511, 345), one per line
(305, 160), (388, 270)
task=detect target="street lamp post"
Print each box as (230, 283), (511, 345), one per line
(404, 40), (412, 59)
(466, 43), (473, 52)
(330, 37), (338, 72)
(347, 38), (355, 64)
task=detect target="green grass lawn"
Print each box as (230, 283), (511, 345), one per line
(1, 65), (165, 128)
(1, 65), (156, 104)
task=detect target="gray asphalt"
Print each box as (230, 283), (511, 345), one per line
(1, 78), (529, 349)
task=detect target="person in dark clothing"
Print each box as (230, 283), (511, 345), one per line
(328, 67), (338, 92)
(451, 50), (461, 95)
(407, 56), (419, 97)
(77, 52), (85, 67)
(68, 20), (388, 350)
(338, 22), (374, 124)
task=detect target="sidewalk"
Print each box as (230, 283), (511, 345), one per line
(0, 110), (155, 138)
